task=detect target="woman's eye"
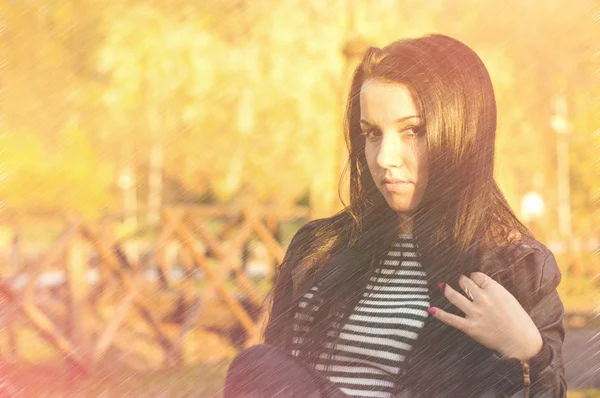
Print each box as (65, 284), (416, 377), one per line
(403, 126), (425, 137)
(361, 126), (424, 140)
(361, 130), (380, 140)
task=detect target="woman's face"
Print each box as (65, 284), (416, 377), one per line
(360, 79), (429, 213)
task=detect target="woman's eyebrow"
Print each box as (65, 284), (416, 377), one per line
(359, 115), (422, 127)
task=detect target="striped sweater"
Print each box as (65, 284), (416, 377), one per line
(290, 234), (430, 397)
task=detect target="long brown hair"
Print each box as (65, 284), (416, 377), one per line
(264, 33), (532, 369)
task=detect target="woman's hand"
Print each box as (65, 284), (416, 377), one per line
(428, 272), (543, 361)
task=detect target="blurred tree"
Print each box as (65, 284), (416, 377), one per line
(1, 0), (106, 144)
(1, 0), (113, 218)
(172, 0), (349, 210)
(1, 0), (596, 238)
(0, 121), (113, 217)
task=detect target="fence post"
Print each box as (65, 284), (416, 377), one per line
(66, 233), (89, 357)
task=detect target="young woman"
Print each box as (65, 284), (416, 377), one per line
(223, 34), (566, 398)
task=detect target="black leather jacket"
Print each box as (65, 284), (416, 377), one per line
(265, 221), (567, 398)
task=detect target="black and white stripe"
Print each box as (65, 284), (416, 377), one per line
(290, 234), (430, 398)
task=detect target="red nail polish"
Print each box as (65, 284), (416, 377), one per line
(427, 307), (437, 315)
(437, 282), (445, 292)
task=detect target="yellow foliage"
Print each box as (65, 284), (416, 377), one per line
(0, 122), (114, 217)
(1, 0), (597, 229)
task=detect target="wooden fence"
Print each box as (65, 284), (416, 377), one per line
(0, 205), (310, 374)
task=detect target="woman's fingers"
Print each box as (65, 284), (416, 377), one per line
(427, 306), (470, 333)
(470, 272), (494, 290)
(440, 282), (475, 314)
(458, 274), (485, 301)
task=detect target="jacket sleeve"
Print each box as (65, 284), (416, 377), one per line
(493, 249), (567, 398)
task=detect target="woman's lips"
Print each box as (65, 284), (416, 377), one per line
(383, 178), (412, 192)
(384, 178), (409, 184)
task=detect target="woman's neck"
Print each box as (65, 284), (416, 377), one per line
(398, 214), (413, 235)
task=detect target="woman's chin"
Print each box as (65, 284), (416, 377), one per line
(384, 198), (419, 214)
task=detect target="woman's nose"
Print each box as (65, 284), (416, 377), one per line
(377, 134), (404, 169)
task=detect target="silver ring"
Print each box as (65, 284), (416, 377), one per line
(479, 276), (489, 288)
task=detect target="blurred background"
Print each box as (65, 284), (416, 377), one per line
(1, 0), (599, 396)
